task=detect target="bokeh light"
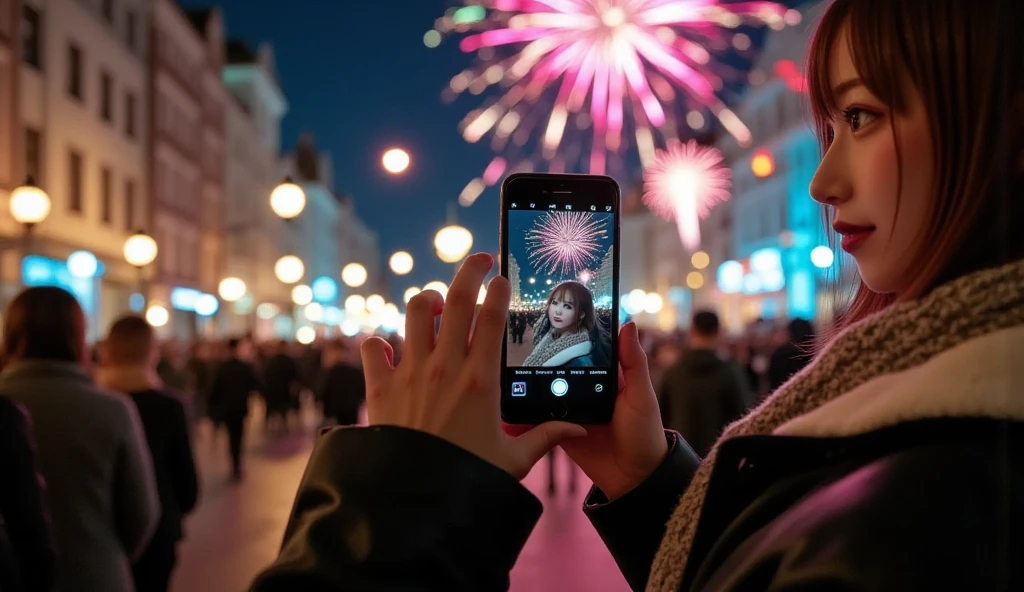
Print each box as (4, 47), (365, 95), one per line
(146, 305), (169, 327)
(342, 263), (368, 287)
(382, 148), (411, 174)
(691, 251), (710, 270)
(687, 271), (705, 290)
(291, 284), (313, 306)
(389, 251), (414, 275)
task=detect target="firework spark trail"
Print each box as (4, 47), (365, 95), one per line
(438, 0), (794, 204)
(526, 211), (609, 277)
(643, 139), (731, 250)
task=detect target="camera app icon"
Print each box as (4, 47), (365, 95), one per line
(512, 382), (527, 396)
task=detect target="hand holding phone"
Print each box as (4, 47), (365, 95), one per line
(360, 253), (587, 479)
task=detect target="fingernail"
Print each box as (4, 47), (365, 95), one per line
(481, 253), (494, 268)
(569, 425), (588, 438)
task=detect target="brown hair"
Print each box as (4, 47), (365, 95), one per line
(807, 0), (1023, 331)
(3, 286), (88, 364)
(545, 281), (596, 335)
(106, 315), (156, 366)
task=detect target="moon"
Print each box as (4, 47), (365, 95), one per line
(382, 148), (411, 174)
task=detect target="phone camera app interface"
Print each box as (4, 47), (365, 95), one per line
(506, 207), (615, 397)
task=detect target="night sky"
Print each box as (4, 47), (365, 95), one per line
(180, 0), (805, 303)
(179, 0), (499, 302)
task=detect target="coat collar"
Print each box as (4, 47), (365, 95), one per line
(0, 359), (92, 384)
(776, 325), (1024, 438)
(94, 365), (163, 394)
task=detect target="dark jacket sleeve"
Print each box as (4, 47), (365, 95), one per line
(0, 397), (55, 592)
(583, 431), (701, 591)
(251, 425), (543, 591)
(167, 398), (199, 515)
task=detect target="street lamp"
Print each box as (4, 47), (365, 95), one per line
(389, 251), (413, 275)
(269, 177), (306, 219)
(10, 176), (51, 228)
(9, 176), (52, 286)
(218, 277), (247, 302)
(341, 262), (367, 288)
(434, 224), (473, 264)
(124, 230), (158, 305)
(274, 255), (305, 285)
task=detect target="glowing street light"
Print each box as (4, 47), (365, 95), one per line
(423, 280), (449, 299)
(274, 255), (305, 284)
(145, 304), (169, 327)
(382, 148), (411, 174)
(124, 231), (158, 268)
(270, 177), (306, 219)
(291, 284), (313, 306)
(366, 294), (385, 313)
(811, 245), (835, 269)
(342, 262), (367, 288)
(295, 326), (316, 345)
(218, 277), (247, 302)
(9, 176), (51, 227)
(434, 224), (473, 263)
(344, 294), (366, 315)
(389, 251), (414, 275)
(643, 293), (664, 314)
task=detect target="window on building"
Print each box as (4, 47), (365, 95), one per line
(24, 128), (42, 183)
(125, 91), (136, 137)
(68, 43), (83, 99)
(68, 150), (83, 213)
(125, 178), (135, 231)
(102, 0), (114, 23)
(125, 10), (137, 50)
(101, 167), (113, 223)
(21, 6), (42, 70)
(100, 70), (113, 122)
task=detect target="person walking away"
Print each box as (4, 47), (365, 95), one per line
(318, 341), (365, 427)
(768, 318), (816, 393)
(208, 338), (260, 480)
(97, 315), (199, 592)
(658, 311), (751, 457)
(0, 395), (54, 592)
(0, 287), (158, 591)
(263, 341), (300, 434)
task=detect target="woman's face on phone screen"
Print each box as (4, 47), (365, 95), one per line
(548, 291), (579, 332)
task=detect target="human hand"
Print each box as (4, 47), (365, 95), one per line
(560, 322), (668, 500)
(360, 253), (587, 480)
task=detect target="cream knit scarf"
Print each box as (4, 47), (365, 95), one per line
(523, 314), (590, 366)
(648, 258), (1024, 591)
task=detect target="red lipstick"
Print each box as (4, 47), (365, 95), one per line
(833, 221), (876, 253)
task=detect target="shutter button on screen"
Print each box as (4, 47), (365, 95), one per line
(551, 378), (569, 397)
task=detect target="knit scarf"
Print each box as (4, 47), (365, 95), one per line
(523, 314), (591, 366)
(648, 258), (1024, 591)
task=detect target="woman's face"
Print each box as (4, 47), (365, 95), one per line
(809, 28), (935, 295)
(548, 291), (580, 331)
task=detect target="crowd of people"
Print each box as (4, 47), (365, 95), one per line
(0, 286), (371, 591)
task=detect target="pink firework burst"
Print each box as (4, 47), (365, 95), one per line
(526, 211), (609, 276)
(438, 0), (793, 204)
(643, 139), (731, 250)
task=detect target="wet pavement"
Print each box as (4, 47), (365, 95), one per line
(172, 401), (630, 591)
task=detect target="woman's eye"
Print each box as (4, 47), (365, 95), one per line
(843, 108), (877, 132)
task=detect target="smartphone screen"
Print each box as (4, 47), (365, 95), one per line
(500, 174), (619, 425)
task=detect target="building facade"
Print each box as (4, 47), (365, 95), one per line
(148, 0), (225, 338)
(708, 0), (848, 332)
(221, 39), (288, 338)
(10, 0), (152, 341)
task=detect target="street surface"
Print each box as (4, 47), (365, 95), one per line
(172, 399), (630, 591)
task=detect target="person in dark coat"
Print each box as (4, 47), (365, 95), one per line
(767, 318), (815, 392)
(0, 395), (54, 592)
(208, 338), (260, 480)
(262, 341), (300, 433)
(0, 287), (158, 592)
(317, 341), (365, 426)
(97, 316), (199, 592)
(658, 311), (751, 457)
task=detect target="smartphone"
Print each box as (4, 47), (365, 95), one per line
(499, 173), (620, 425)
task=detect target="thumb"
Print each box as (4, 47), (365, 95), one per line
(619, 322), (651, 385)
(511, 422), (588, 477)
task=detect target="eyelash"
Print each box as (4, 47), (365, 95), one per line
(824, 107), (879, 145)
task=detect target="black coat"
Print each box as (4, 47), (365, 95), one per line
(0, 395), (54, 592)
(318, 363), (365, 425)
(251, 418), (1022, 591)
(208, 357), (260, 422)
(128, 389), (199, 545)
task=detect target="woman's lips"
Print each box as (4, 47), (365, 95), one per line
(833, 222), (876, 253)
(553, 317), (563, 323)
